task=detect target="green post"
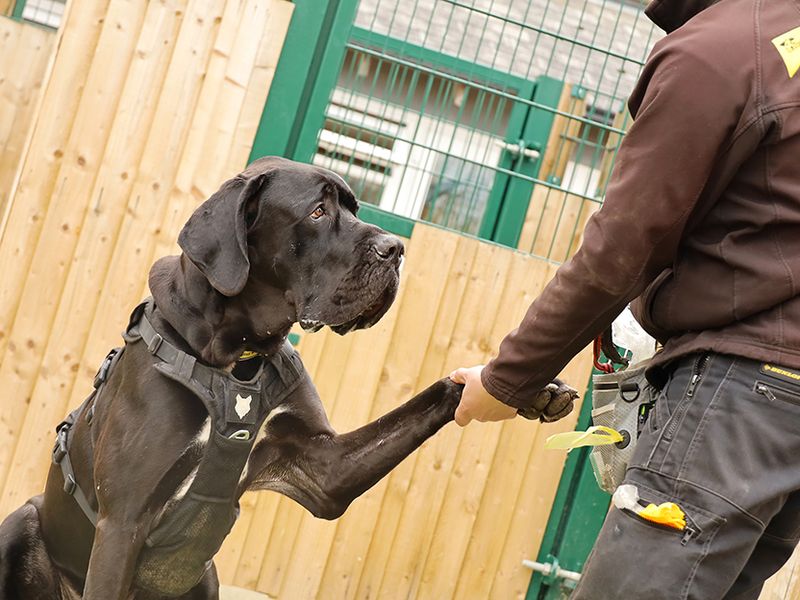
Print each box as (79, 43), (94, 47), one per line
(491, 76), (563, 248)
(524, 376), (612, 600)
(11, 0), (26, 19)
(249, 0), (360, 163)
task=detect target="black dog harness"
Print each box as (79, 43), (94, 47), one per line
(52, 299), (305, 595)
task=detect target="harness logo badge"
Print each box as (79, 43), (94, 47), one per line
(771, 26), (800, 78)
(234, 394), (253, 419)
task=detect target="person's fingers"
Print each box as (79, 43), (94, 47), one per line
(449, 368), (469, 384)
(454, 402), (471, 427)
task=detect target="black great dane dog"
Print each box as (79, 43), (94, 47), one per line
(0, 157), (575, 599)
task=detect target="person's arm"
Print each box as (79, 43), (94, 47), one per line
(454, 36), (747, 423)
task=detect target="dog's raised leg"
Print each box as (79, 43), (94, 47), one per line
(245, 378), (462, 519)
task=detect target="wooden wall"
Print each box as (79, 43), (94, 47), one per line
(0, 3), (595, 598)
(3, 2), (798, 599)
(0, 0), (293, 514)
(517, 85), (626, 262)
(0, 17), (55, 219)
(214, 223), (594, 599)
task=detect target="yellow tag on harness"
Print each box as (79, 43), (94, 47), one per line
(639, 502), (686, 530)
(238, 350), (261, 361)
(544, 425), (624, 451)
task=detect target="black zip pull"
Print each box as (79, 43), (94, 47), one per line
(681, 526), (697, 545)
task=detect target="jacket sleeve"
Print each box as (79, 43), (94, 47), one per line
(481, 39), (744, 409)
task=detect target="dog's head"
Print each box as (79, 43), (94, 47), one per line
(178, 157), (404, 335)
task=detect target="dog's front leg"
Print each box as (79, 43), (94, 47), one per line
(82, 517), (145, 600)
(247, 378), (462, 519)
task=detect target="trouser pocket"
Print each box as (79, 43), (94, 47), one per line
(573, 483), (724, 600)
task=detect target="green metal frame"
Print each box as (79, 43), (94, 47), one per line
(8, 0), (62, 29)
(358, 204), (416, 238)
(249, 0), (361, 163)
(480, 77), (563, 246)
(250, 15), (564, 246)
(349, 26), (531, 92)
(10, 0), (24, 19)
(525, 375), (612, 600)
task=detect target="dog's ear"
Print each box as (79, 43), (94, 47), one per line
(178, 172), (268, 296)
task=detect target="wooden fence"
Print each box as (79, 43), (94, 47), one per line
(1, 1), (800, 598)
(0, 16), (55, 219)
(213, 224), (593, 599)
(0, 2), (592, 597)
(0, 0), (294, 513)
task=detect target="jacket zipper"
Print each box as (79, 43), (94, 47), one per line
(664, 354), (709, 441)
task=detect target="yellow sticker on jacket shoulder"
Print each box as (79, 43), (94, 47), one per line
(772, 26), (800, 78)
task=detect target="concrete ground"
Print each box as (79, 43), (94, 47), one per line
(220, 585), (273, 600)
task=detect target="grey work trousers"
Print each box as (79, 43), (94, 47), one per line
(573, 353), (800, 600)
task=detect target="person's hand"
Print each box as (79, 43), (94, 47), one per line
(449, 367), (579, 426)
(449, 365), (517, 426)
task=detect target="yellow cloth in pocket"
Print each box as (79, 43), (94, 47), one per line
(639, 502), (686, 530)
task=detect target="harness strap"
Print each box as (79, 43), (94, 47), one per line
(136, 310), (213, 390)
(53, 416), (98, 526)
(54, 298), (305, 534)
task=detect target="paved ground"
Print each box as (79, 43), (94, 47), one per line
(220, 585), (273, 600)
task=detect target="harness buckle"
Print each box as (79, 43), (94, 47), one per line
(93, 349), (118, 389)
(229, 429), (251, 441)
(52, 444), (66, 465)
(52, 423), (69, 464)
(63, 474), (77, 496)
(147, 333), (164, 355)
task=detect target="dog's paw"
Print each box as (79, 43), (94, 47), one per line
(428, 377), (464, 417)
(539, 379), (579, 423)
(517, 378), (579, 422)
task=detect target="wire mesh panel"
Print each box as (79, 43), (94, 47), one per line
(19, 0), (66, 28)
(313, 0), (662, 260)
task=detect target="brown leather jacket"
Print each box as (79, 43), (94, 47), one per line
(483, 0), (800, 409)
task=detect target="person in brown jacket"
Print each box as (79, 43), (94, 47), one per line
(450, 0), (800, 596)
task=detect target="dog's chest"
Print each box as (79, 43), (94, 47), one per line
(132, 406), (278, 597)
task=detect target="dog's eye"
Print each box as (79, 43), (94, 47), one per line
(310, 206), (326, 220)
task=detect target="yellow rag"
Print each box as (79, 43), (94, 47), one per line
(638, 502), (686, 530)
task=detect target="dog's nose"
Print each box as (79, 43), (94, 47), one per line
(373, 234), (404, 261)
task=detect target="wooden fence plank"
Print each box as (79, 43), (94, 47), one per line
(73, 0), (268, 405)
(0, 0), (110, 360)
(346, 225), (462, 600)
(0, 22), (53, 216)
(0, 0), (149, 496)
(489, 343), (593, 599)
(376, 241), (511, 599)
(276, 289), (408, 599)
(419, 255), (553, 600)
(0, 0), (192, 515)
(319, 238), (477, 598)
(0, 0), (108, 380)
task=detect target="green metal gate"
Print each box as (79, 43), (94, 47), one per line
(251, 0), (661, 596)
